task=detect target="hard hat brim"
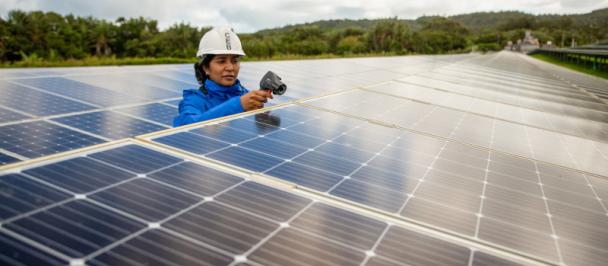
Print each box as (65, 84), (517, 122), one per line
(196, 49), (246, 58)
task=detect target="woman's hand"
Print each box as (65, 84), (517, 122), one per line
(240, 90), (273, 111)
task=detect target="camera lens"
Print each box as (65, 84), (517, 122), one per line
(274, 84), (287, 95)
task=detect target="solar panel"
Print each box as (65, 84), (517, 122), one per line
(23, 157), (135, 193)
(0, 173), (72, 220)
(153, 70), (199, 86)
(1, 141), (523, 265)
(0, 81), (96, 116)
(1, 52), (607, 266)
(0, 232), (68, 265)
(0, 121), (105, 159)
(69, 73), (183, 100)
(146, 100), (608, 265)
(0, 106), (31, 123)
(14, 77), (146, 107)
(115, 102), (178, 126)
(52, 111), (168, 140)
(365, 81), (608, 141)
(304, 89), (608, 178)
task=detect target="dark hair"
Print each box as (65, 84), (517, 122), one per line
(193, 54), (215, 94)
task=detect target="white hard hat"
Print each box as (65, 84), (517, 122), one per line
(196, 26), (245, 58)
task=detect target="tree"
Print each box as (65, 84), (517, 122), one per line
(412, 17), (469, 54)
(336, 36), (366, 54)
(498, 15), (537, 31)
(367, 19), (411, 53)
(278, 26), (329, 55)
(1, 8), (607, 63)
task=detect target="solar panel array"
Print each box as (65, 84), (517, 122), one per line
(1, 51), (608, 266)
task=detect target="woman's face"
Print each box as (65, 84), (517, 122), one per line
(204, 54), (241, 86)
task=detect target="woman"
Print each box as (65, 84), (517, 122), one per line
(173, 26), (272, 127)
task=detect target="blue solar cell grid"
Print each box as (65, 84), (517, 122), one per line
(0, 142), (524, 265)
(115, 103), (177, 126)
(0, 106), (30, 123)
(52, 111), (167, 140)
(69, 73), (183, 100)
(0, 121), (105, 159)
(2, 52), (608, 266)
(0, 81), (96, 116)
(15, 77), (146, 107)
(148, 102), (608, 266)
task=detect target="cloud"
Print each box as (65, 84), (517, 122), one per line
(560, 0), (606, 8)
(1, 0), (607, 33)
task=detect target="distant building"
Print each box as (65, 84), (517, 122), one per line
(542, 41), (555, 49)
(506, 31), (540, 53)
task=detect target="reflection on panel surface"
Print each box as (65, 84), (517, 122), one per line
(306, 89), (608, 177)
(149, 103), (608, 265)
(0, 121), (105, 159)
(2, 51), (608, 266)
(0, 142), (517, 266)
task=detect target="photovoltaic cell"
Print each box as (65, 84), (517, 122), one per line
(375, 226), (471, 266)
(149, 161), (243, 196)
(151, 102), (608, 265)
(115, 103), (178, 126)
(88, 229), (233, 266)
(471, 251), (524, 266)
(0, 232), (67, 266)
(2, 52), (607, 266)
(0, 106), (30, 123)
(305, 89), (608, 177)
(190, 124), (259, 144)
(154, 70), (199, 85)
(215, 181), (311, 222)
(207, 146), (286, 172)
(15, 77), (145, 107)
(222, 117), (282, 135)
(4, 200), (146, 258)
(0, 121), (105, 159)
(0, 81), (96, 116)
(240, 137), (310, 159)
(163, 201), (279, 254)
(52, 111), (167, 140)
(89, 144), (183, 174)
(248, 228), (367, 265)
(89, 178), (202, 222)
(24, 157), (135, 193)
(331, 178), (410, 212)
(0, 141), (527, 266)
(0, 174), (71, 221)
(290, 203), (387, 250)
(70, 74), (182, 100)
(154, 132), (231, 155)
(266, 161), (344, 191)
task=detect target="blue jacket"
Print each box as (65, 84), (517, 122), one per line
(173, 79), (249, 127)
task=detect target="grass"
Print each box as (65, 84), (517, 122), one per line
(530, 54), (608, 80)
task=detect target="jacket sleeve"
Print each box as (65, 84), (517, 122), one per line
(173, 92), (244, 127)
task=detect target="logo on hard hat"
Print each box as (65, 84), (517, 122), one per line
(225, 32), (232, 50)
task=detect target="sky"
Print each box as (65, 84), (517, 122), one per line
(1, 0), (607, 33)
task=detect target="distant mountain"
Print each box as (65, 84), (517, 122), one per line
(253, 8), (608, 34)
(254, 18), (417, 35)
(449, 11), (534, 31)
